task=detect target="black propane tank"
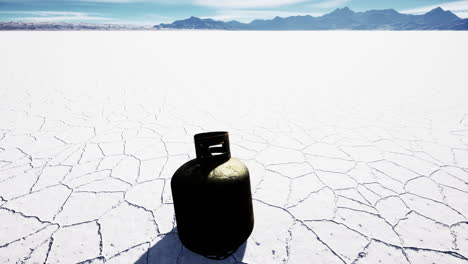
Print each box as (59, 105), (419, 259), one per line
(171, 131), (254, 259)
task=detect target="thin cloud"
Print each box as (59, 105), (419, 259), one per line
(3, 0), (312, 9)
(1, 11), (113, 22)
(76, 0), (309, 6)
(97, 0), (142, 1)
(400, 0), (468, 18)
(193, 0), (310, 9)
(0, 11), (85, 16)
(15, 15), (113, 22)
(454, 11), (468, 17)
(75, 0), (189, 3)
(310, 0), (351, 9)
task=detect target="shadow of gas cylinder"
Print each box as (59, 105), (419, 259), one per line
(135, 132), (251, 263)
(134, 227), (247, 264)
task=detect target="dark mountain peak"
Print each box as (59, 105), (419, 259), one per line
(328, 6), (354, 16)
(273, 16), (284, 21)
(158, 16), (232, 29)
(185, 16), (216, 22)
(424, 6), (459, 21)
(365, 8), (399, 14)
(384, 8), (398, 13)
(428, 7), (444, 14)
(336, 6), (352, 11)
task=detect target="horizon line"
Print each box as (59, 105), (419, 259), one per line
(0, 6), (463, 26)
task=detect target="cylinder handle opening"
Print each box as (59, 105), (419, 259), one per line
(194, 131), (231, 161)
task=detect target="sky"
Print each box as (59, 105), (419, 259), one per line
(1, 0), (468, 25)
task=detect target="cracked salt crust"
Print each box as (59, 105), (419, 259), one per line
(1, 31), (468, 263)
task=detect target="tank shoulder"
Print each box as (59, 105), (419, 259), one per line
(208, 157), (249, 181)
(172, 159), (198, 179)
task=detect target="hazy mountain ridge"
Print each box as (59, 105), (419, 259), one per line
(157, 16), (232, 30)
(156, 7), (468, 30)
(1, 7), (466, 30)
(0, 21), (155, 31)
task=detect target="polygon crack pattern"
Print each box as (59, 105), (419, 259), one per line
(1, 49), (468, 264)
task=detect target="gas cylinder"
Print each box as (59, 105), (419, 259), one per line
(171, 131), (254, 259)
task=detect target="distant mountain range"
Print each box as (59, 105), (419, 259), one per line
(156, 7), (468, 30)
(1, 7), (467, 30)
(0, 21), (153, 30)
